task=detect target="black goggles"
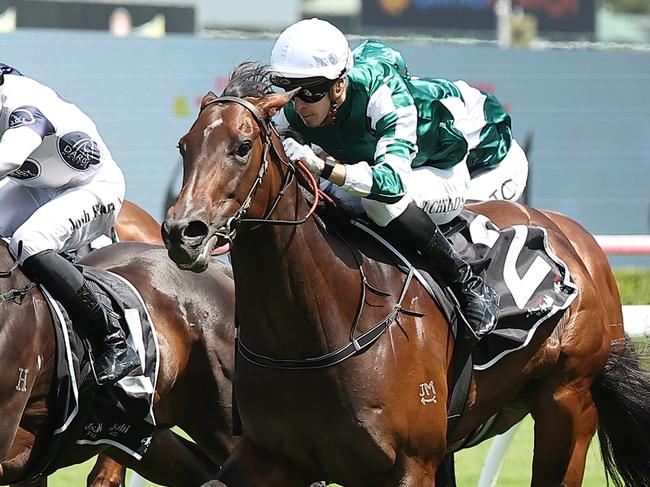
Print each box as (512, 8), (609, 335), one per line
(270, 75), (334, 104)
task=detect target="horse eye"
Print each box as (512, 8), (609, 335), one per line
(236, 141), (252, 158)
(177, 142), (185, 156)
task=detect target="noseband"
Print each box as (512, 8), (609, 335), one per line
(199, 94), (319, 243)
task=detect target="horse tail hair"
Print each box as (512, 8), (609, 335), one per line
(590, 336), (650, 487)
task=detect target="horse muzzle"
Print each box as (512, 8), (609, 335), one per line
(162, 218), (218, 272)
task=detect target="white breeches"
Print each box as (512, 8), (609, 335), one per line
(466, 139), (529, 202)
(0, 164), (125, 262)
(321, 160), (470, 227)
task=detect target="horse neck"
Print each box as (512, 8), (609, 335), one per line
(0, 242), (55, 414)
(230, 156), (355, 357)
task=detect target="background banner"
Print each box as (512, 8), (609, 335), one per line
(360, 0), (594, 34)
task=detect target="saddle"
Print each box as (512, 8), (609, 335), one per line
(317, 205), (578, 438)
(320, 206), (578, 369)
(32, 266), (159, 479)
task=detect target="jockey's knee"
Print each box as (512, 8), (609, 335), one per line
(416, 196), (464, 225)
(9, 228), (55, 264)
(361, 195), (411, 227)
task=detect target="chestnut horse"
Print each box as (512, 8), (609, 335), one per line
(113, 200), (165, 246)
(163, 64), (650, 486)
(0, 241), (236, 486)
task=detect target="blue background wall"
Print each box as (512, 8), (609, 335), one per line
(2, 30), (649, 262)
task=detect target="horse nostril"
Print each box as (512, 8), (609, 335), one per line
(161, 221), (171, 242)
(183, 220), (209, 239)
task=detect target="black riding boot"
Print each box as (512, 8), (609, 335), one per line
(22, 250), (140, 385)
(385, 204), (500, 342)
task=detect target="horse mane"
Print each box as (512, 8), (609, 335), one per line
(222, 62), (274, 98)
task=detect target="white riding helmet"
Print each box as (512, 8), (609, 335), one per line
(270, 18), (353, 81)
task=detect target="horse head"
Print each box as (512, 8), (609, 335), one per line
(163, 63), (298, 272)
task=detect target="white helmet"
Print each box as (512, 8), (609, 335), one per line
(270, 18), (353, 82)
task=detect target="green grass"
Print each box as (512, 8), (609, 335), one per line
(49, 417), (610, 487)
(43, 415), (626, 486)
(614, 268), (650, 304)
(48, 271), (650, 486)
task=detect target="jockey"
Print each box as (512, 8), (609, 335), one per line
(270, 19), (506, 341)
(0, 64), (139, 384)
(352, 39), (529, 203)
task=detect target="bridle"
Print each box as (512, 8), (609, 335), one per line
(198, 94), (320, 245)
(199, 96), (417, 371)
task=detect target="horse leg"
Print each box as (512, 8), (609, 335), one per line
(434, 454), (456, 487)
(530, 377), (597, 487)
(164, 371), (235, 466)
(216, 436), (311, 487)
(179, 422), (233, 467)
(106, 428), (219, 487)
(378, 454), (436, 487)
(87, 454), (125, 487)
(562, 400), (598, 486)
(12, 477), (46, 487)
(1, 425), (37, 484)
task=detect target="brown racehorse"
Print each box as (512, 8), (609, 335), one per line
(84, 200), (228, 487)
(114, 200), (165, 246)
(162, 63), (650, 486)
(0, 241), (236, 486)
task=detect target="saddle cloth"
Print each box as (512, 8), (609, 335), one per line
(36, 266), (159, 477)
(350, 209), (578, 370)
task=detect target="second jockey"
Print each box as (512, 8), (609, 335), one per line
(0, 64), (139, 384)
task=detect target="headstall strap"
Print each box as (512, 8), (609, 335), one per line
(203, 95), (302, 233)
(203, 95), (271, 139)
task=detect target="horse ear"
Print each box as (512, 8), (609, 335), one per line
(256, 88), (299, 118)
(200, 91), (219, 110)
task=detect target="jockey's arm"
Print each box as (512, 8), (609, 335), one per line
(0, 126), (42, 178)
(336, 71), (417, 205)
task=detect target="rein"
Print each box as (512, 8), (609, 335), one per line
(0, 283), (37, 304)
(0, 241), (37, 304)
(200, 95), (320, 245)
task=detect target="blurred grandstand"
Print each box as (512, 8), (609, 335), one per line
(0, 0), (649, 44)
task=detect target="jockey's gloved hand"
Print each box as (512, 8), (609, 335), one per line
(282, 138), (325, 176)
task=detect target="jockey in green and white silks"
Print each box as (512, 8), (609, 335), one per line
(270, 18), (501, 342)
(351, 39), (529, 203)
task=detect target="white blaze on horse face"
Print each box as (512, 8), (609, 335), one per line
(419, 380), (437, 405)
(203, 117), (223, 137)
